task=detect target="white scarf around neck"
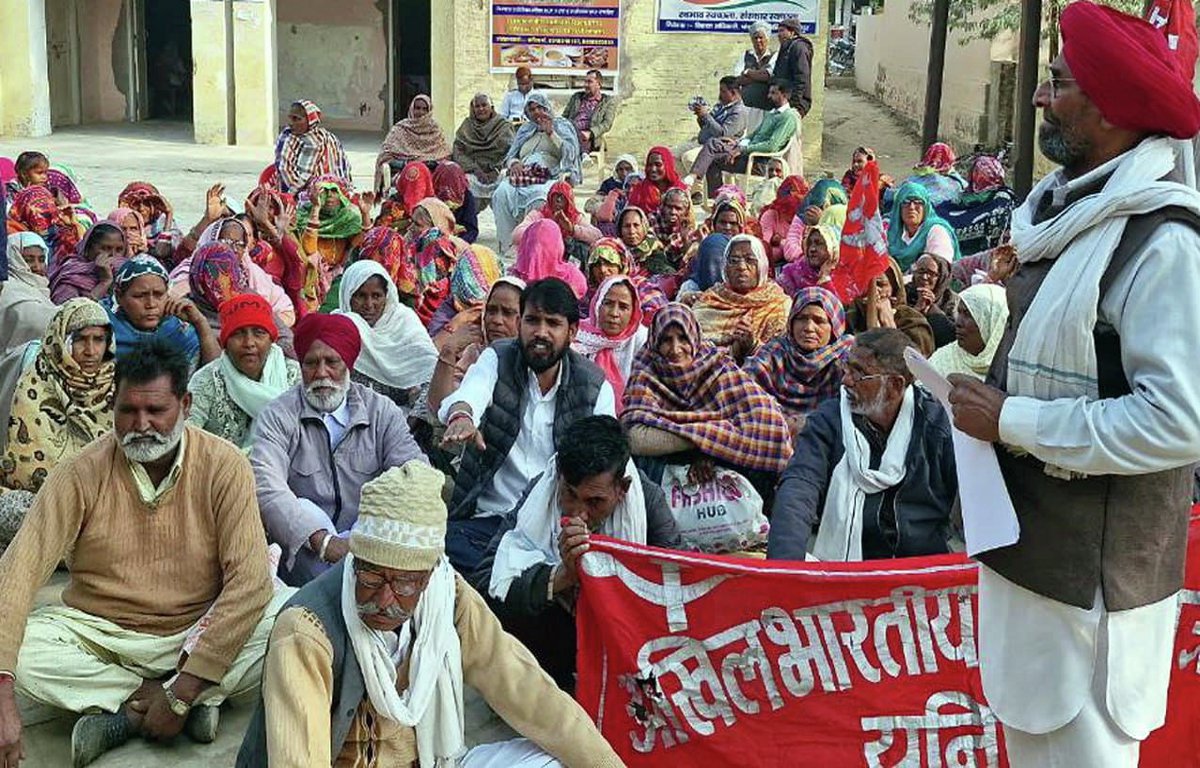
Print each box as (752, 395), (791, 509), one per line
(340, 554), (465, 768)
(489, 454), (648, 601)
(218, 344), (290, 444)
(1007, 137), (1200, 402)
(813, 387), (915, 562)
(335, 260), (439, 391)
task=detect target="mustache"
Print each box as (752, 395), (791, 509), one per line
(357, 601), (411, 621)
(122, 430), (170, 446)
(306, 377), (345, 393)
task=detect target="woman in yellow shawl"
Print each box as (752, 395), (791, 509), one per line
(691, 234), (791, 364)
(0, 298), (115, 550)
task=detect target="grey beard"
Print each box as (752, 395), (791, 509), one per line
(304, 372), (350, 413)
(120, 412), (186, 464)
(1038, 122), (1087, 169)
(848, 384), (891, 420)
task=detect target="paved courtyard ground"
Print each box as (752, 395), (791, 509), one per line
(0, 85), (920, 255)
(1, 83), (921, 768)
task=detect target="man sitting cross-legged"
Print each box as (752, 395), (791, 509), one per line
(0, 340), (290, 768)
(236, 460), (624, 768)
(474, 414), (682, 691)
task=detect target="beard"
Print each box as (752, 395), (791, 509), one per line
(120, 411), (187, 464)
(1038, 115), (1089, 169)
(304, 371), (350, 413)
(520, 337), (566, 374)
(847, 384), (891, 420)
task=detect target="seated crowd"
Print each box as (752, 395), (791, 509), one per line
(0, 18), (1024, 765)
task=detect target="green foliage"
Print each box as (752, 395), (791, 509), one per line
(907, 0), (1147, 43)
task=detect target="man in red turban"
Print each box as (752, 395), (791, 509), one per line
(947, 3), (1200, 765)
(250, 311), (427, 587)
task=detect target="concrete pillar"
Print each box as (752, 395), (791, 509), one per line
(232, 0), (278, 147)
(431, 1), (457, 136)
(0, 0), (53, 137)
(191, 0), (233, 145)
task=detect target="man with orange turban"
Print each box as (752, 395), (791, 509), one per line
(947, 3), (1200, 764)
(250, 313), (428, 586)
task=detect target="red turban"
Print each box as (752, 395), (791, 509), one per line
(293, 313), (362, 369)
(1062, 2), (1200, 140)
(218, 294), (279, 347)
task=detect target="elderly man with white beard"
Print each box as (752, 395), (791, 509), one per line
(767, 328), (957, 562)
(0, 341), (289, 768)
(252, 313), (427, 587)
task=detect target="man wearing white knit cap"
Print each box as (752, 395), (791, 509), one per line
(236, 460), (624, 768)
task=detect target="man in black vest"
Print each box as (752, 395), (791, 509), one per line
(948, 5), (1200, 765)
(438, 278), (613, 575)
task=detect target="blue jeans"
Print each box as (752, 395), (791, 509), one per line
(445, 516), (505, 576)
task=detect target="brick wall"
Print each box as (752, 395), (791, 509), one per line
(435, 0), (826, 173)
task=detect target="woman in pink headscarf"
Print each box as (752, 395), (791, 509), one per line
(105, 208), (148, 258)
(572, 275), (648, 410)
(509, 218), (587, 299)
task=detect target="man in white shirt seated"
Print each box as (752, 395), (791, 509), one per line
(498, 66), (538, 122)
(439, 278), (614, 574)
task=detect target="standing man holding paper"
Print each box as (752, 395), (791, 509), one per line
(947, 4), (1200, 765)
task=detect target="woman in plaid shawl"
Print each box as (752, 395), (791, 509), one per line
(622, 303), (793, 496)
(745, 286), (852, 435)
(273, 100), (351, 194)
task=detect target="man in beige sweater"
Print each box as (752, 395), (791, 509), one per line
(236, 460), (625, 768)
(0, 341), (288, 768)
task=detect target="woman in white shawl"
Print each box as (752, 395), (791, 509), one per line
(187, 293), (301, 450)
(929, 283), (1009, 381)
(0, 233), (57, 355)
(335, 260), (439, 416)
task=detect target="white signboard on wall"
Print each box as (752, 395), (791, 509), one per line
(656, 0), (819, 34)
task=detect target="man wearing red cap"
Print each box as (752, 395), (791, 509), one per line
(250, 313), (428, 587)
(949, 3), (1200, 764)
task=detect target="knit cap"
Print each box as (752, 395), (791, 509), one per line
(350, 461), (448, 571)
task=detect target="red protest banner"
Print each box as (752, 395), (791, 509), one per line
(576, 514), (1200, 766)
(830, 159), (889, 307)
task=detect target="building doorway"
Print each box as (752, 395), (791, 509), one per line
(45, 0), (82, 128)
(141, 0), (193, 120)
(390, 0), (431, 124)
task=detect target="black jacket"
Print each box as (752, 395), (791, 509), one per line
(766, 387), (957, 561)
(470, 469), (682, 617)
(772, 36), (814, 116)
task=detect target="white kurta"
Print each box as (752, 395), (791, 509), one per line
(985, 148), (1200, 747)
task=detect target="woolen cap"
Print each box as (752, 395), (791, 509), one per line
(218, 293), (278, 347)
(350, 461), (448, 571)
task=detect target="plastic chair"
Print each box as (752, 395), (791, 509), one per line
(742, 120), (804, 189)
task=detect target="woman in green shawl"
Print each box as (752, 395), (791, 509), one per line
(886, 181), (961, 271)
(293, 174), (370, 310)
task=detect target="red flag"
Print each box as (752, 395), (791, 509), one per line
(575, 511), (1200, 766)
(830, 159), (889, 307)
(1146, 0), (1199, 81)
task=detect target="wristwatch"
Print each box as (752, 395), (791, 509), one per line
(162, 682), (192, 717)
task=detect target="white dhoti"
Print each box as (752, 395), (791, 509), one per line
(978, 566), (1177, 767)
(14, 589), (294, 714)
(492, 179), (554, 251)
(463, 738), (562, 767)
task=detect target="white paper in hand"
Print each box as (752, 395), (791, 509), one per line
(903, 348), (1020, 556)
